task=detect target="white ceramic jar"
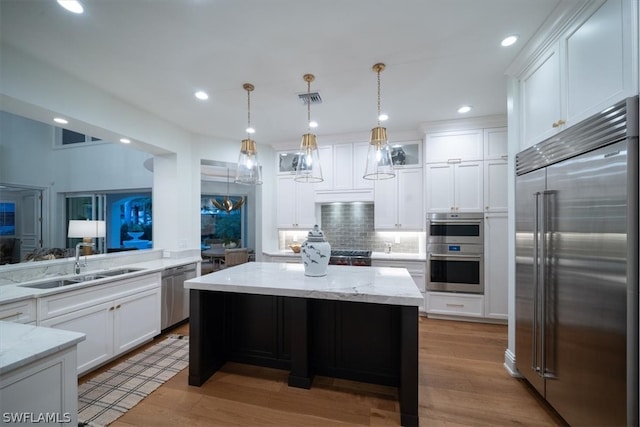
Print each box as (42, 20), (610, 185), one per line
(300, 225), (331, 277)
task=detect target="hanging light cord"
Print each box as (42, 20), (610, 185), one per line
(307, 79), (311, 132)
(377, 68), (381, 127)
(246, 87), (251, 138)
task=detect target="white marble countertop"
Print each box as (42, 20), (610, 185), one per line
(263, 250), (426, 262)
(0, 321), (85, 374)
(185, 262), (423, 306)
(0, 253), (202, 305)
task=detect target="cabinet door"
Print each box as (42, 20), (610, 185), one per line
(484, 160), (508, 212)
(295, 180), (317, 229)
(397, 168), (424, 229)
(40, 301), (114, 375)
(455, 162), (483, 212)
(276, 175), (297, 228)
(565, 0), (634, 125)
(484, 214), (508, 319)
(333, 144), (353, 190)
(521, 44), (562, 149)
(374, 175), (398, 229)
(353, 142), (373, 189)
(425, 130), (483, 163)
(315, 145), (333, 190)
(483, 127), (508, 160)
(425, 163), (454, 212)
(114, 288), (161, 355)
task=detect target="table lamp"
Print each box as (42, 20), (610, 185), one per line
(68, 220), (106, 255)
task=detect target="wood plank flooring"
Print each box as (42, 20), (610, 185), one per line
(81, 317), (565, 426)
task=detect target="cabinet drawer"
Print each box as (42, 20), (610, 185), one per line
(0, 298), (36, 323)
(426, 292), (484, 317)
(39, 273), (161, 320)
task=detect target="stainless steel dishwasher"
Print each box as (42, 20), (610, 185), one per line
(161, 263), (196, 331)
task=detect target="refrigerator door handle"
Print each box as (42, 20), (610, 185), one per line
(540, 190), (548, 379)
(532, 191), (541, 374)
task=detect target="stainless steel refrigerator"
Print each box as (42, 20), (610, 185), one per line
(515, 96), (638, 426)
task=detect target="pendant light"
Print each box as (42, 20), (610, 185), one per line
(212, 168), (245, 213)
(363, 63), (395, 180)
(294, 74), (323, 183)
(235, 83), (262, 184)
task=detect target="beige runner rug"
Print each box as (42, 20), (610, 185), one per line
(77, 335), (188, 427)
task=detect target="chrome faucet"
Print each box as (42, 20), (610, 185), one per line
(74, 242), (94, 274)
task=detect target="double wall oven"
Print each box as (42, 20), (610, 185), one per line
(427, 213), (484, 294)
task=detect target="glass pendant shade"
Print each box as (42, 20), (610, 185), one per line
(294, 133), (323, 183)
(235, 138), (262, 184)
(234, 82), (262, 185)
(363, 126), (394, 180)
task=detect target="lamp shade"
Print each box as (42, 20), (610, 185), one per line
(235, 138), (263, 184)
(363, 127), (395, 180)
(68, 220), (106, 238)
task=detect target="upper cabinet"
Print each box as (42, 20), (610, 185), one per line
(374, 168), (424, 230)
(425, 130), (483, 163)
(516, 0), (638, 149)
(276, 175), (317, 229)
(313, 142), (374, 203)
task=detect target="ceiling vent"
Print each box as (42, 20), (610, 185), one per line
(298, 91), (323, 105)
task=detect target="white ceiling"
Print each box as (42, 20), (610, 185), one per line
(0, 0), (561, 147)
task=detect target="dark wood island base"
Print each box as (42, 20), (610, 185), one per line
(188, 289), (419, 426)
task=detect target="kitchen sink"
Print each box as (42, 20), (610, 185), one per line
(19, 268), (145, 289)
(21, 279), (82, 289)
(97, 268), (144, 277)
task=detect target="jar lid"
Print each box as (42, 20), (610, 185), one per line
(306, 224), (325, 242)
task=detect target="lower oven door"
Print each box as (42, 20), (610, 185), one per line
(427, 245), (484, 294)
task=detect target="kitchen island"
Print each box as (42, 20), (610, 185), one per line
(185, 262), (423, 426)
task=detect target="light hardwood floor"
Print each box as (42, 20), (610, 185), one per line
(82, 317), (565, 426)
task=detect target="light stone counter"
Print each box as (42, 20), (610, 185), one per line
(0, 321), (85, 374)
(185, 261), (423, 306)
(0, 249), (202, 305)
(263, 250), (426, 262)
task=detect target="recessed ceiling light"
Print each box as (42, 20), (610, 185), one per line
(501, 35), (519, 47)
(378, 113), (389, 121)
(245, 127), (255, 134)
(57, 0), (84, 14)
(53, 117), (68, 124)
(120, 138), (131, 144)
(457, 105), (472, 114)
(194, 91), (209, 100)
(309, 121), (318, 128)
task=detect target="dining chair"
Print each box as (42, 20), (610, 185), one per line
(224, 248), (249, 267)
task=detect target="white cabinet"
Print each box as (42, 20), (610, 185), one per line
(484, 213), (508, 320)
(425, 161), (483, 212)
(313, 143), (374, 202)
(276, 175), (317, 229)
(483, 160), (508, 212)
(0, 298), (36, 324)
(425, 292), (484, 318)
(520, 44), (563, 148)
(353, 142), (374, 190)
(38, 273), (161, 375)
(518, 0), (637, 149)
(374, 168), (424, 230)
(425, 129), (483, 163)
(483, 127), (508, 160)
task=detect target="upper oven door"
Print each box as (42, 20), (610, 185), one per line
(427, 213), (483, 244)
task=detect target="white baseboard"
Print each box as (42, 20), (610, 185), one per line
(504, 348), (521, 377)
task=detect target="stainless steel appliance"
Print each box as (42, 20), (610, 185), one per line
(515, 96), (638, 426)
(161, 263), (197, 331)
(427, 213), (484, 294)
(329, 250), (372, 266)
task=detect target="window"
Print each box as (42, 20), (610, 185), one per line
(0, 202), (16, 236)
(201, 195), (244, 248)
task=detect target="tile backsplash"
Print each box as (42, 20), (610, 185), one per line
(279, 203), (423, 253)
